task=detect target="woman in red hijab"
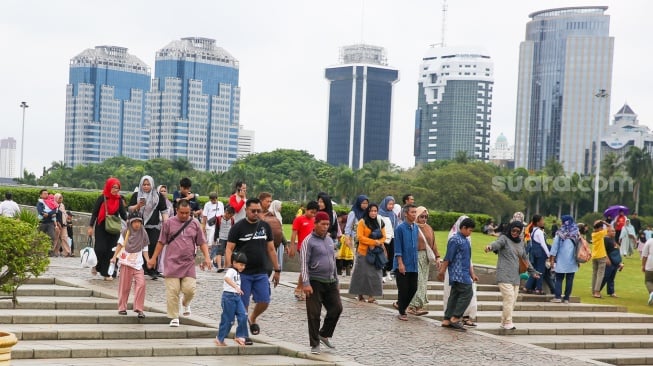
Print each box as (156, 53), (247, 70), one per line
(87, 177), (127, 280)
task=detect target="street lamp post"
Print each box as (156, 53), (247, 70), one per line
(19, 101), (29, 178)
(593, 89), (609, 212)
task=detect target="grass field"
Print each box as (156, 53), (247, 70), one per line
(282, 224), (652, 315)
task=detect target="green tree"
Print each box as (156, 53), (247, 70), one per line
(624, 146), (653, 214)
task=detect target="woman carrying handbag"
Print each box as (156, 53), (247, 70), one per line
(87, 177), (127, 280)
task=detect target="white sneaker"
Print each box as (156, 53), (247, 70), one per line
(648, 292), (653, 306)
(550, 298), (562, 303)
(385, 274), (393, 282)
(182, 304), (191, 317)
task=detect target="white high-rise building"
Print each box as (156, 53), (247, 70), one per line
(0, 137), (17, 178)
(414, 46), (494, 164)
(514, 6), (614, 173)
(237, 125), (255, 159)
(599, 103), (653, 160)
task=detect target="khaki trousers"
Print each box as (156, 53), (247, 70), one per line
(498, 283), (520, 325)
(164, 277), (196, 319)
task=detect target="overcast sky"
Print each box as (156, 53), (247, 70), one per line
(1, 0), (650, 176)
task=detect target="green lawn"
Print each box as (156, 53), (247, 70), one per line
(283, 224), (652, 315)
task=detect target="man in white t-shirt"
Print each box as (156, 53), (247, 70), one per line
(0, 192), (20, 217)
(201, 192), (224, 246)
(642, 238), (653, 305)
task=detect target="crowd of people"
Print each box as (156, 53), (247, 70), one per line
(5, 179), (653, 353)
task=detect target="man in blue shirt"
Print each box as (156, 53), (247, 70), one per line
(393, 204), (419, 321)
(438, 217), (478, 331)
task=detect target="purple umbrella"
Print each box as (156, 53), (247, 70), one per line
(603, 205), (629, 219)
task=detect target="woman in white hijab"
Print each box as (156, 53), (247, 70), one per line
(128, 176), (169, 280)
(269, 200), (286, 269)
(619, 218), (637, 257)
(442, 215), (478, 327)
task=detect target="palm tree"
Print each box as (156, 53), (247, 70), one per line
(454, 150), (470, 164)
(624, 146), (653, 213)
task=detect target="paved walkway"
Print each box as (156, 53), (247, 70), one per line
(39, 257), (602, 366)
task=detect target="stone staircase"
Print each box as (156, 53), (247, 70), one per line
(0, 278), (336, 365)
(339, 280), (653, 366)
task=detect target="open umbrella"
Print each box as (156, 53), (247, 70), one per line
(603, 205), (629, 219)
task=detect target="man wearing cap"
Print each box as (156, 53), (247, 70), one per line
(301, 211), (342, 355)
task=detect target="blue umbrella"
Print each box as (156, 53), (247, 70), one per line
(603, 205), (629, 219)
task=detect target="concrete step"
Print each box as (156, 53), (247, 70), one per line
(10, 355), (337, 366)
(475, 322), (653, 336)
(0, 309), (206, 326)
(553, 348), (653, 365)
(340, 289), (580, 303)
(0, 296), (120, 310)
(337, 280), (499, 292)
(374, 299), (626, 312)
(425, 311), (653, 324)
(2, 323), (217, 341)
(508, 334), (653, 350)
(10, 284), (95, 298)
(11, 338), (280, 359)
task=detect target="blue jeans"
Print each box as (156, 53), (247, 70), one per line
(217, 291), (248, 341)
(525, 255), (547, 291)
(600, 264), (618, 295)
(554, 272), (575, 301)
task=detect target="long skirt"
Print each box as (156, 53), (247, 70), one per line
(409, 250), (430, 308)
(348, 253), (383, 297)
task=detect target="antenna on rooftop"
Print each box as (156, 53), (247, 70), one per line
(441, 0), (448, 47)
(360, 0), (365, 42)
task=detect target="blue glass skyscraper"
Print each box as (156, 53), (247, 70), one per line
(65, 46), (151, 167)
(325, 44), (399, 169)
(147, 37), (240, 172)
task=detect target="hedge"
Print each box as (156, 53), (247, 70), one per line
(0, 186), (491, 231)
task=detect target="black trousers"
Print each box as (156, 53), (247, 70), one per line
(145, 227), (160, 275)
(94, 225), (119, 277)
(395, 271), (418, 315)
(306, 280), (343, 347)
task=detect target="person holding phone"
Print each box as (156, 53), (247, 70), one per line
(229, 181), (247, 222)
(129, 175), (169, 280)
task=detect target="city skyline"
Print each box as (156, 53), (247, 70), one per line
(1, 0), (651, 176)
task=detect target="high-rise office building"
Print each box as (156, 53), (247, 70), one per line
(237, 125), (255, 159)
(514, 6), (614, 173)
(147, 37), (240, 172)
(414, 46), (493, 164)
(325, 44), (399, 169)
(65, 46), (151, 167)
(0, 137), (17, 178)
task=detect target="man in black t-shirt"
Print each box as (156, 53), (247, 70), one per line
(225, 198), (281, 338)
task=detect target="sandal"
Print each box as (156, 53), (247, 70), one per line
(249, 320), (260, 335)
(397, 314), (408, 321)
(366, 298), (377, 304)
(462, 319), (477, 327)
(118, 310), (127, 315)
(137, 311), (145, 318)
(392, 302), (399, 310)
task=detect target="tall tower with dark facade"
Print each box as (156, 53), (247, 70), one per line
(325, 44), (399, 169)
(514, 6), (614, 173)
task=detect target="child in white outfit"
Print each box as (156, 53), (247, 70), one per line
(215, 252), (249, 346)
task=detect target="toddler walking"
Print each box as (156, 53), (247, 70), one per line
(215, 252), (249, 346)
(110, 212), (150, 318)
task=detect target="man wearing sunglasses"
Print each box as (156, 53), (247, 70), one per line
(225, 198), (281, 340)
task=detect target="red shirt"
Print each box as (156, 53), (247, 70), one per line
(615, 215), (626, 231)
(292, 215), (315, 251)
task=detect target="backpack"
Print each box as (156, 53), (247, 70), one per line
(573, 237), (592, 264)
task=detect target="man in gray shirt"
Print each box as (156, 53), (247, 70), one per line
(301, 211), (342, 355)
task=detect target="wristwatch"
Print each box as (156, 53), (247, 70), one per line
(274, 269), (281, 273)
